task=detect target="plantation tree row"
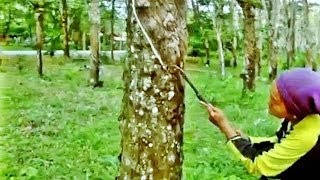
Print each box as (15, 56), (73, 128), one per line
(1, 0), (320, 89)
(187, 0), (320, 92)
(0, 0), (126, 87)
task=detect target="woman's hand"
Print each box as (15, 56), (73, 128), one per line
(200, 101), (228, 127)
(200, 101), (238, 139)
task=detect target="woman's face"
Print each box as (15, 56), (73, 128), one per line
(268, 82), (289, 119)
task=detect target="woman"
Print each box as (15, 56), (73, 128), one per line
(201, 68), (320, 179)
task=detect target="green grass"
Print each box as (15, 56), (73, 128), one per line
(0, 44), (33, 50)
(0, 57), (280, 179)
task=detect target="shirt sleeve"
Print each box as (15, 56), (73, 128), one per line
(226, 115), (320, 177)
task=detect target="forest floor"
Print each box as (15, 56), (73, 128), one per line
(0, 57), (279, 179)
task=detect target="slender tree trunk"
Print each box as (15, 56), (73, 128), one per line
(72, 16), (81, 50)
(118, 0), (187, 178)
(291, 1), (296, 64)
(303, 0), (316, 70)
(255, 9), (263, 77)
(61, 0), (70, 58)
(212, 4), (225, 76)
(88, 0), (101, 87)
(237, 0), (258, 91)
(285, 0), (295, 69)
(110, 0), (115, 61)
(265, 0), (279, 81)
(215, 22), (225, 77)
(28, 25), (33, 44)
(5, 3), (12, 45)
(82, 32), (86, 50)
(34, 2), (44, 77)
(204, 37), (210, 66)
(231, 38), (238, 67)
(317, 13), (320, 62)
(230, 0), (238, 67)
(74, 32), (80, 50)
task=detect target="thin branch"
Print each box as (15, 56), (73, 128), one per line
(131, 0), (165, 69)
(173, 65), (209, 104)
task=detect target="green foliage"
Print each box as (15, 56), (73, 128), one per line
(0, 58), (280, 179)
(238, 0), (263, 9)
(185, 56), (202, 64)
(292, 51), (307, 68)
(247, 0), (263, 8)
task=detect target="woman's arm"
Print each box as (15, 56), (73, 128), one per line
(227, 115), (320, 177)
(201, 102), (320, 177)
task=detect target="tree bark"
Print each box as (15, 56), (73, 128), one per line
(237, 0), (258, 91)
(82, 32), (86, 50)
(61, 0), (70, 58)
(212, 4), (225, 77)
(204, 38), (210, 66)
(266, 0), (280, 81)
(255, 9), (263, 77)
(5, 3), (12, 45)
(215, 22), (225, 77)
(88, 0), (101, 87)
(285, 0), (295, 69)
(110, 0), (115, 61)
(230, 0), (238, 67)
(34, 2), (44, 77)
(72, 15), (81, 50)
(303, 0), (316, 70)
(118, 0), (187, 179)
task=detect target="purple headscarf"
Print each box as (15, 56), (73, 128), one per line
(276, 68), (320, 120)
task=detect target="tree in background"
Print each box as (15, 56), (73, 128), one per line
(230, 0), (240, 67)
(88, 0), (101, 87)
(33, 1), (45, 76)
(285, 0), (296, 69)
(265, 0), (281, 80)
(118, 0), (188, 178)
(191, 0), (210, 66)
(60, 0), (70, 58)
(110, 0), (115, 61)
(212, 1), (226, 77)
(237, 0), (260, 91)
(4, 0), (12, 45)
(303, 0), (316, 70)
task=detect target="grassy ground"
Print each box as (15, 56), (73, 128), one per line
(0, 44), (33, 51)
(0, 57), (280, 179)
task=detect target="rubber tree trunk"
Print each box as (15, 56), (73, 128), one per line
(303, 0), (316, 70)
(285, 0), (296, 69)
(212, 4), (225, 77)
(237, 0), (259, 91)
(88, 0), (101, 87)
(230, 0), (239, 67)
(61, 0), (70, 58)
(118, 0), (188, 179)
(34, 2), (44, 77)
(215, 23), (225, 77)
(5, 3), (12, 45)
(82, 32), (86, 50)
(110, 0), (115, 61)
(255, 9), (263, 77)
(266, 0), (280, 81)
